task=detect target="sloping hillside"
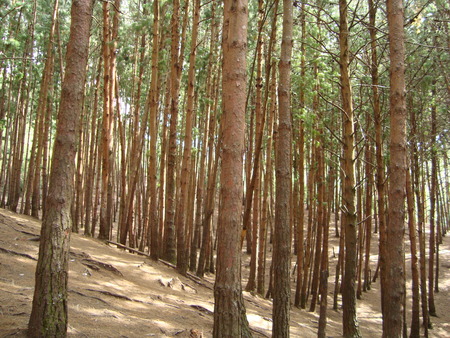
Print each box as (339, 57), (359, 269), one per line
(0, 208), (449, 337)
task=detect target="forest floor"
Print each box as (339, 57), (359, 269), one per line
(0, 208), (449, 337)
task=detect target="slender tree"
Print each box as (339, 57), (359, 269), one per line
(382, 0), (407, 333)
(163, 0), (181, 263)
(294, 0), (306, 308)
(213, 0), (251, 335)
(148, 0), (160, 260)
(428, 82), (437, 316)
(177, 0), (200, 275)
(28, 0), (94, 335)
(272, 0), (293, 334)
(339, 0), (361, 335)
(406, 167), (420, 337)
(99, 0), (113, 240)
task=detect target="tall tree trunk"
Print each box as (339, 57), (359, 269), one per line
(428, 83), (437, 316)
(190, 3), (218, 271)
(339, 0), (361, 335)
(8, 0), (37, 213)
(258, 61), (277, 296)
(118, 0), (150, 247)
(318, 147), (329, 338)
(411, 116), (429, 333)
(369, 0), (388, 319)
(213, 0), (251, 335)
(245, 0), (265, 292)
(301, 145), (316, 309)
(158, 77), (170, 257)
(294, 0), (306, 308)
(363, 143), (373, 292)
(197, 71), (220, 278)
(406, 168), (420, 338)
(383, 0), (407, 333)
(163, 0), (181, 263)
(308, 65), (321, 313)
(99, 1), (113, 240)
(147, 0), (160, 260)
(84, 56), (102, 236)
(272, 0), (293, 334)
(24, 0), (58, 218)
(28, 0), (93, 335)
(176, 0), (200, 275)
(309, 142), (323, 314)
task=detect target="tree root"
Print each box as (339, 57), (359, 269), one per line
(0, 247), (37, 261)
(107, 240), (213, 290)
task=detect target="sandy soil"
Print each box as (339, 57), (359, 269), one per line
(0, 208), (449, 337)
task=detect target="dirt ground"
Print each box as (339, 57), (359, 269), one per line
(0, 208), (449, 337)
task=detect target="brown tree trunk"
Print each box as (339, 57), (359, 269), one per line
(147, 0), (160, 260)
(383, 0), (407, 333)
(158, 77), (170, 257)
(24, 0), (58, 218)
(99, 0), (114, 240)
(8, 1), (37, 213)
(72, 103), (85, 233)
(245, 0), (265, 292)
(190, 90), (210, 271)
(118, 0), (153, 248)
(83, 56), (102, 236)
(309, 149), (323, 313)
(28, 0), (93, 335)
(197, 74), (220, 278)
(369, 0), (388, 320)
(411, 119), (429, 333)
(301, 145), (316, 309)
(428, 83), (437, 316)
(272, 0), (293, 334)
(333, 213), (345, 310)
(176, 0), (200, 275)
(190, 4), (218, 271)
(318, 147), (329, 338)
(213, 0), (251, 335)
(339, 0), (361, 335)
(308, 66), (321, 314)
(258, 60), (277, 296)
(294, 0), (306, 308)
(163, 0), (182, 263)
(363, 143), (374, 292)
(406, 168), (420, 337)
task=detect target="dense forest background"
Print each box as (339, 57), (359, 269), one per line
(0, 0), (449, 336)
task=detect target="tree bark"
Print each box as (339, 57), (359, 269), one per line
(406, 168), (420, 338)
(84, 56), (102, 237)
(213, 0), (251, 336)
(363, 143), (373, 292)
(176, 0), (200, 275)
(28, 0), (93, 335)
(383, 0), (407, 333)
(272, 0), (293, 335)
(428, 83), (437, 316)
(163, 0), (181, 263)
(99, 0), (114, 240)
(294, 0), (306, 308)
(339, 0), (361, 335)
(147, 0), (160, 260)
(318, 146), (329, 338)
